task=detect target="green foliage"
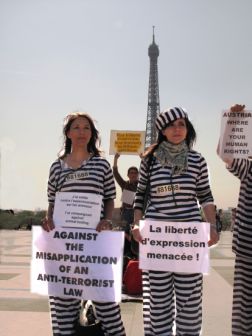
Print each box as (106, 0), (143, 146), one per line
(0, 212), (18, 229)
(221, 211), (232, 231)
(0, 210), (46, 230)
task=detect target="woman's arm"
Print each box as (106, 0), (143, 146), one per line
(131, 209), (144, 242)
(103, 198), (114, 221)
(41, 203), (55, 232)
(202, 203), (219, 247)
(96, 198), (114, 232)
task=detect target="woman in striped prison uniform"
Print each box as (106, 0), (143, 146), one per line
(218, 103), (252, 336)
(42, 112), (125, 336)
(132, 107), (219, 336)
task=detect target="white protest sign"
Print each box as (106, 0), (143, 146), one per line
(121, 189), (135, 206)
(53, 192), (102, 229)
(139, 220), (210, 274)
(219, 109), (252, 159)
(31, 226), (124, 302)
(109, 130), (145, 155)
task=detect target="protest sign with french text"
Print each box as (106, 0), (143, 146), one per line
(53, 192), (102, 229)
(139, 220), (210, 274)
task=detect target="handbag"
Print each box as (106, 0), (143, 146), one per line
(123, 259), (142, 295)
(75, 300), (105, 336)
(75, 321), (104, 336)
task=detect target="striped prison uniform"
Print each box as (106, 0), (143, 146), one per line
(227, 159), (252, 336)
(134, 151), (214, 335)
(47, 156), (125, 336)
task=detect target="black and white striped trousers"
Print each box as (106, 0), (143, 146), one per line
(232, 256), (252, 336)
(142, 270), (203, 336)
(49, 296), (126, 335)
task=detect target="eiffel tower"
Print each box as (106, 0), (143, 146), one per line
(144, 26), (160, 149)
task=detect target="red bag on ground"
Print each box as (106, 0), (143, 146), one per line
(123, 259), (142, 295)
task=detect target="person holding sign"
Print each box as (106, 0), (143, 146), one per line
(132, 107), (219, 336)
(113, 153), (139, 257)
(218, 104), (252, 336)
(42, 112), (125, 336)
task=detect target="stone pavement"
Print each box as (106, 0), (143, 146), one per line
(0, 230), (234, 336)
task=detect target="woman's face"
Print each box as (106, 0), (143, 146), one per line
(67, 116), (92, 149)
(162, 118), (187, 144)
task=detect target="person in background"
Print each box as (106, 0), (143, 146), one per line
(132, 107), (219, 336)
(42, 112), (125, 336)
(231, 207), (236, 232)
(113, 153), (138, 257)
(218, 103), (252, 336)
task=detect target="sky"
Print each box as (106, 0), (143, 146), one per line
(0, 0), (252, 211)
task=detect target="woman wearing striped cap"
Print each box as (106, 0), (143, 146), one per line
(132, 107), (219, 336)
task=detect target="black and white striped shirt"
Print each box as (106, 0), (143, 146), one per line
(228, 159), (252, 258)
(47, 155), (116, 219)
(134, 150), (214, 222)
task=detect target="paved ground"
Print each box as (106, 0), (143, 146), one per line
(0, 229), (234, 335)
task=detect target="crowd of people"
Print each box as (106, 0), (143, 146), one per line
(40, 103), (250, 336)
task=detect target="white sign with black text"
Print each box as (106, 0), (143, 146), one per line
(31, 226), (124, 302)
(139, 220), (210, 274)
(53, 192), (102, 229)
(218, 109), (252, 159)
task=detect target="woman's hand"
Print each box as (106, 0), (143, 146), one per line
(41, 217), (55, 232)
(208, 225), (219, 247)
(96, 219), (113, 232)
(230, 104), (245, 112)
(131, 224), (143, 243)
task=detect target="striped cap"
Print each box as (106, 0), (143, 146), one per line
(155, 107), (188, 131)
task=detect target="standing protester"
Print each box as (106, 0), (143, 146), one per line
(113, 153), (138, 257)
(132, 107), (219, 336)
(42, 112), (125, 336)
(218, 103), (252, 336)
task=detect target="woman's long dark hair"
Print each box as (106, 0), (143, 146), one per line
(58, 112), (102, 159)
(143, 118), (197, 158)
